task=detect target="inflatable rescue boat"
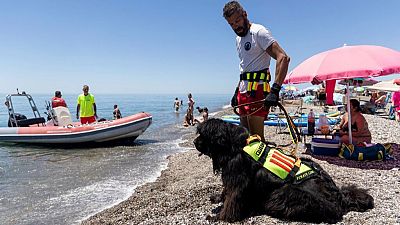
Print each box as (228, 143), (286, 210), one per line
(0, 92), (152, 144)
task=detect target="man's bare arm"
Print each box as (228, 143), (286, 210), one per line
(266, 42), (290, 86)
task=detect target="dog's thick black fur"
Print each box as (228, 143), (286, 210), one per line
(194, 118), (374, 223)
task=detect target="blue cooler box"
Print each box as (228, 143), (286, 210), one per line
(310, 138), (340, 156)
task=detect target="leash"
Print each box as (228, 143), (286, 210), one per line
(232, 99), (301, 154)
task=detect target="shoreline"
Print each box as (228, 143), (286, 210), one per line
(82, 106), (400, 225)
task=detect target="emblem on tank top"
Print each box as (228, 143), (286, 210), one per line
(244, 42), (251, 51)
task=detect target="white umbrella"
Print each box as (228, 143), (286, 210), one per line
(338, 78), (379, 86)
(367, 79), (400, 92)
(301, 85), (319, 92)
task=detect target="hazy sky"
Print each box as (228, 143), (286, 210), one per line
(0, 0), (399, 95)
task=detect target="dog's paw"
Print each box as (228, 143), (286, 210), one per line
(210, 193), (223, 203)
(206, 214), (218, 222)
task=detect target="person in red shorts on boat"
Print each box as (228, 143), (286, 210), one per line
(223, 1), (290, 141)
(76, 85), (97, 124)
(51, 91), (67, 108)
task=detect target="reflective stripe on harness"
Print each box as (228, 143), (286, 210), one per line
(240, 68), (271, 96)
(243, 135), (315, 182)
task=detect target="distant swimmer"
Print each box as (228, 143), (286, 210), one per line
(174, 97), (181, 112)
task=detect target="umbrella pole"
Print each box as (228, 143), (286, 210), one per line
(346, 81), (353, 144)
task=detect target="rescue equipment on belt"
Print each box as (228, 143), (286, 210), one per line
(243, 135), (315, 183)
(240, 68), (271, 97)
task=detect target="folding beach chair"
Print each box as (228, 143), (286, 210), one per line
(282, 99), (305, 115)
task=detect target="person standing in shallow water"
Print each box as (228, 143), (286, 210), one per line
(76, 85), (97, 124)
(187, 93), (195, 125)
(174, 97), (181, 112)
(113, 104), (122, 119)
(223, 1), (290, 141)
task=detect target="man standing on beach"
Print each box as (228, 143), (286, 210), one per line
(76, 85), (97, 124)
(223, 1), (290, 140)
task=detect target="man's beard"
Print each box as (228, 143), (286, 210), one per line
(234, 21), (250, 37)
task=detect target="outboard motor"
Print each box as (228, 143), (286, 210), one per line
(8, 113), (28, 127)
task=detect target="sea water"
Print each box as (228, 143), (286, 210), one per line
(0, 93), (230, 225)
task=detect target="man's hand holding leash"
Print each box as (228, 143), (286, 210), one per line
(264, 83), (281, 107)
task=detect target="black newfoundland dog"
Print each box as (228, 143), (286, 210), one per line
(194, 118), (374, 223)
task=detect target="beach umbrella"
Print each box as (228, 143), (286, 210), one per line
(282, 85), (298, 92)
(285, 45), (400, 84)
(338, 78), (379, 86)
(301, 85), (319, 92)
(284, 45), (400, 144)
(367, 79), (400, 92)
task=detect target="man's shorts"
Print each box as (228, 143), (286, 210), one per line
(237, 85), (269, 118)
(80, 116), (96, 124)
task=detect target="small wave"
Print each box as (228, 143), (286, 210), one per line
(75, 161), (168, 224)
(222, 104), (231, 109)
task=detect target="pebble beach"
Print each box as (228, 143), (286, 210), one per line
(82, 106), (400, 225)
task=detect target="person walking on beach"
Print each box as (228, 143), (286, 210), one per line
(51, 91), (67, 108)
(223, 1), (290, 141)
(76, 85), (97, 124)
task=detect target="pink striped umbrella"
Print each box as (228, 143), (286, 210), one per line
(285, 45), (400, 84)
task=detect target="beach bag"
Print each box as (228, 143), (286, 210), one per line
(339, 143), (392, 161)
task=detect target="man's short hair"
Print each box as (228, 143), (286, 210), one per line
(223, 1), (244, 19)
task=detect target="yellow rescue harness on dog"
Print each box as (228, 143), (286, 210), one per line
(243, 135), (315, 182)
